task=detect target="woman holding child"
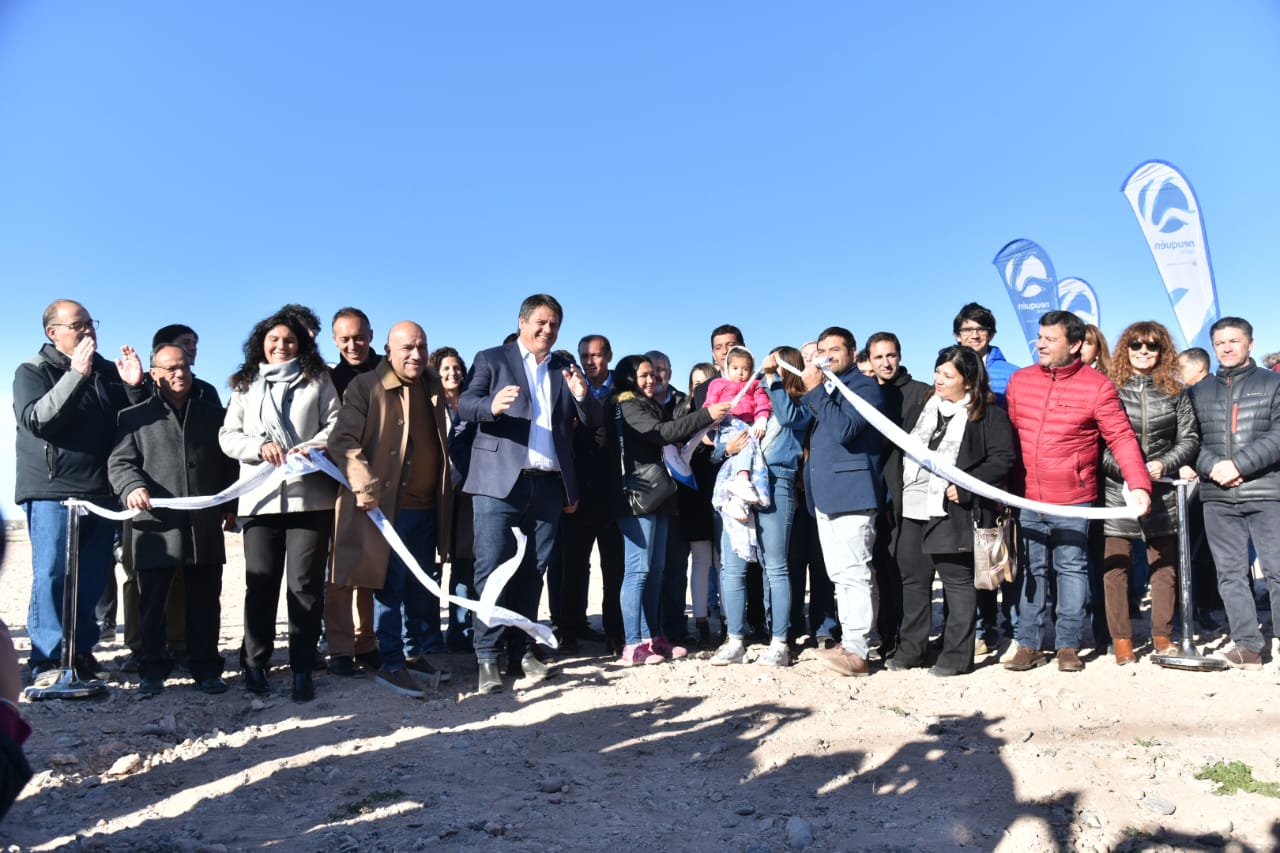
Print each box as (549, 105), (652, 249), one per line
(709, 346), (811, 668)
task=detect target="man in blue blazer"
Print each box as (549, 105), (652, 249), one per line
(458, 294), (601, 694)
(800, 326), (887, 678)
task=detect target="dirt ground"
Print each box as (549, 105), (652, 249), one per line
(2, 526), (1280, 853)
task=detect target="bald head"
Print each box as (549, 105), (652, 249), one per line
(385, 321), (429, 382)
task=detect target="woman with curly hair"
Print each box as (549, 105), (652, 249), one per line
(1101, 320), (1199, 664)
(429, 346), (476, 652)
(219, 309), (340, 701)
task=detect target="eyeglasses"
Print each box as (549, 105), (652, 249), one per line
(50, 320), (99, 333)
(957, 326), (991, 336)
(151, 363), (190, 375)
(1128, 340), (1162, 353)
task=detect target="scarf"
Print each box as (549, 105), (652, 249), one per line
(901, 393), (970, 518)
(256, 359), (304, 450)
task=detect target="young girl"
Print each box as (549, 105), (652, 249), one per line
(703, 347), (771, 520)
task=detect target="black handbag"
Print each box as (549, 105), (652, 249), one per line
(616, 404), (676, 515)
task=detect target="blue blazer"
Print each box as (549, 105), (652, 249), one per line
(457, 343), (602, 504)
(801, 366), (886, 516)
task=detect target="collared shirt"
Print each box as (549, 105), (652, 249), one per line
(518, 340), (559, 472)
(589, 371), (613, 401)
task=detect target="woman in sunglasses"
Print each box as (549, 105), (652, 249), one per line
(1101, 321), (1200, 664)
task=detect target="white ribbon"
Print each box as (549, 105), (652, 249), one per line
(68, 451), (557, 647)
(774, 359), (1143, 521)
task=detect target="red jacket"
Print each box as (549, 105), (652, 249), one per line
(1007, 359), (1152, 505)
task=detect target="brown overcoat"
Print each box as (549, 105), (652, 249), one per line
(327, 360), (453, 588)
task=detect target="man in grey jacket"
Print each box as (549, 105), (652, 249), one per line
(109, 345), (238, 694)
(1188, 316), (1280, 669)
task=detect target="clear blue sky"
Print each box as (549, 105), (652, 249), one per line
(3, 3), (1279, 517)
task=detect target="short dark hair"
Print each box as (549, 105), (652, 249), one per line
(152, 323), (197, 350)
(953, 303), (997, 336)
(865, 331), (901, 354)
(1210, 316), (1253, 340)
(1179, 347), (1211, 371)
(332, 307), (371, 329)
(578, 334), (612, 356)
(818, 326), (857, 352)
(149, 343), (188, 367)
(519, 294), (563, 323)
(710, 324), (744, 346)
(1039, 310), (1085, 344)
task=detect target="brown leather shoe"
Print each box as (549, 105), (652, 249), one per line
(1113, 638), (1136, 665)
(1057, 648), (1084, 672)
(1002, 646), (1050, 671)
(1152, 635), (1178, 655)
(818, 646), (870, 677)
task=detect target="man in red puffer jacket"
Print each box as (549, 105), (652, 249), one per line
(1004, 311), (1152, 673)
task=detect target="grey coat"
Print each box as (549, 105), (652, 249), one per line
(1102, 375), (1199, 539)
(109, 395), (239, 570)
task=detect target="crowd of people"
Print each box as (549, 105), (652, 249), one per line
(9, 294), (1280, 715)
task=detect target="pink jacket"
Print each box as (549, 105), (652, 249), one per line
(704, 377), (771, 425)
(1006, 359), (1152, 504)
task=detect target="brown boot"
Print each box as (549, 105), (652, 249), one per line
(1152, 635), (1178, 655)
(1113, 638), (1136, 665)
(1056, 648), (1084, 672)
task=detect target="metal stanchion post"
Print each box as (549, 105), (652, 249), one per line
(1151, 479), (1226, 672)
(24, 501), (109, 700)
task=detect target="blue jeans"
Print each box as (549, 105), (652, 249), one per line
(25, 500), (115, 670)
(376, 508), (437, 670)
(618, 513), (669, 646)
(721, 472), (795, 641)
(1015, 507), (1091, 650)
(471, 474), (564, 663)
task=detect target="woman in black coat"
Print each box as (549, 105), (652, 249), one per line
(889, 346), (1016, 676)
(609, 356), (731, 666)
(1102, 321), (1199, 664)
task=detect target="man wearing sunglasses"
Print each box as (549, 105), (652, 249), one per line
(15, 300), (148, 687)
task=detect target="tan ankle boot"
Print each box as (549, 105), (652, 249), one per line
(1114, 638), (1136, 665)
(1153, 635), (1177, 655)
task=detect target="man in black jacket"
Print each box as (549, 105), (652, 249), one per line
(109, 344), (239, 694)
(1188, 316), (1280, 670)
(15, 300), (147, 686)
(865, 331), (928, 660)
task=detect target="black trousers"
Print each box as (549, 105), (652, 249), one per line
(896, 518), (976, 673)
(787, 506), (836, 638)
(138, 563), (223, 681)
(557, 508), (624, 642)
(241, 510), (331, 672)
(872, 510), (904, 653)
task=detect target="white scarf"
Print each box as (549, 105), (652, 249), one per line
(256, 358), (304, 450)
(902, 393), (971, 518)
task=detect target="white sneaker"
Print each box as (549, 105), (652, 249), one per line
(756, 642), (790, 667)
(999, 639), (1021, 663)
(710, 639), (746, 666)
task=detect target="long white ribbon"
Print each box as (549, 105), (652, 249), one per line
(68, 451), (557, 647)
(774, 359), (1142, 521)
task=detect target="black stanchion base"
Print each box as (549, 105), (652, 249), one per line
(24, 667), (110, 700)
